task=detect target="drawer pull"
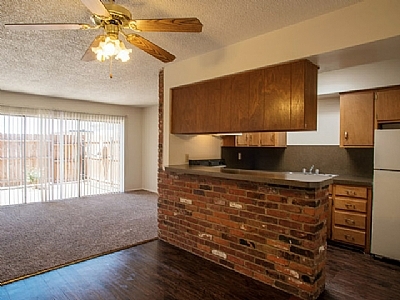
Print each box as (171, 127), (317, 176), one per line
(344, 234), (355, 241)
(345, 203), (356, 209)
(345, 218), (355, 225)
(345, 190), (356, 196)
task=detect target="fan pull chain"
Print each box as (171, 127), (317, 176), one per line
(109, 57), (113, 79)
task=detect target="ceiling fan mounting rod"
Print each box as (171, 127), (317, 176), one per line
(104, 23), (119, 39)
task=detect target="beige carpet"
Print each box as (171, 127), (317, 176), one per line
(0, 190), (158, 285)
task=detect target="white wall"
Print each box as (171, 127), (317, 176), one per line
(318, 59), (400, 96)
(0, 90), (143, 192)
(163, 0), (400, 166)
(142, 105), (158, 193)
(169, 134), (222, 165)
(287, 97), (340, 145)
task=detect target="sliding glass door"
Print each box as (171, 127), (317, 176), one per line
(0, 108), (124, 206)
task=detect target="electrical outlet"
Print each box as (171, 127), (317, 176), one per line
(238, 152), (242, 160)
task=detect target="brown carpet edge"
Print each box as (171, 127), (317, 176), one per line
(0, 237), (158, 286)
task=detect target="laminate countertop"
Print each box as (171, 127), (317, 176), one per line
(165, 165), (334, 189)
(165, 165), (373, 189)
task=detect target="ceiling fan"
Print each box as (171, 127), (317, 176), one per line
(5, 0), (203, 64)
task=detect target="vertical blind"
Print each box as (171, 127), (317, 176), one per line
(0, 106), (124, 206)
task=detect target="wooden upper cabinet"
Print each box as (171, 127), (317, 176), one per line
(230, 72), (250, 132)
(236, 133), (249, 146)
(170, 59), (318, 134)
(248, 69), (265, 131)
(196, 80), (221, 133)
(171, 85), (198, 134)
(219, 76), (232, 133)
(291, 60), (318, 131)
(340, 91), (375, 148)
(375, 87), (400, 123)
(248, 132), (260, 146)
(259, 132), (286, 147)
(171, 80), (221, 134)
(235, 132), (287, 147)
(264, 63), (291, 130)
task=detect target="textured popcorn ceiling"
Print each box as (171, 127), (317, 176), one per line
(0, 0), (364, 106)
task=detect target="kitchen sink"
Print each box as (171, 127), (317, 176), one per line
(286, 171), (338, 177)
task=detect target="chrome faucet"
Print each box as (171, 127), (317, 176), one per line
(309, 165), (315, 174)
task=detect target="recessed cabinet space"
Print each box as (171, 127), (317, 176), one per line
(235, 132), (286, 147)
(331, 184), (372, 253)
(375, 86), (400, 123)
(340, 91), (375, 148)
(170, 59), (318, 134)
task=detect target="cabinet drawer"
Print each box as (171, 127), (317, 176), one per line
(334, 211), (366, 230)
(332, 226), (365, 246)
(334, 197), (367, 213)
(335, 185), (368, 199)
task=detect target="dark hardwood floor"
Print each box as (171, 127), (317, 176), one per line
(1, 240), (399, 300)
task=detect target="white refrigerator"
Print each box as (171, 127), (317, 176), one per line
(371, 129), (400, 261)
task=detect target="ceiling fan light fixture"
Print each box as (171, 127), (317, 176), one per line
(91, 36), (131, 62)
(115, 43), (132, 62)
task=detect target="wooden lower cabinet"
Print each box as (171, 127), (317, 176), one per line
(327, 186), (333, 240)
(331, 184), (372, 253)
(332, 226), (366, 247)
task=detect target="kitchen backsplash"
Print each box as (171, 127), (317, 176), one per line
(221, 145), (373, 178)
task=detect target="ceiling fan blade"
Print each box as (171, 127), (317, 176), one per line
(125, 34), (176, 63)
(80, 0), (110, 18)
(81, 35), (106, 62)
(130, 18), (203, 32)
(5, 23), (90, 30)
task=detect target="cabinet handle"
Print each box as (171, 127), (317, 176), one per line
(344, 131), (348, 140)
(345, 203), (356, 209)
(345, 218), (355, 225)
(345, 190), (356, 196)
(344, 234), (355, 241)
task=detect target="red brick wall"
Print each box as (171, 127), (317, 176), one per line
(158, 171), (328, 300)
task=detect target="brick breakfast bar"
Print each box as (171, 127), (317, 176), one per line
(158, 165), (332, 300)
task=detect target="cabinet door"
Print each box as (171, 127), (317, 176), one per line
(340, 91), (374, 147)
(259, 132), (287, 147)
(219, 76), (232, 133)
(236, 133), (248, 146)
(264, 63), (291, 130)
(376, 88), (400, 122)
(248, 133), (260, 146)
(230, 72), (250, 132)
(171, 85), (198, 134)
(248, 69), (264, 131)
(196, 80), (221, 133)
(259, 132), (275, 146)
(291, 60), (318, 130)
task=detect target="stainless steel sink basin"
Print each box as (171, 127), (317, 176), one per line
(286, 171), (338, 177)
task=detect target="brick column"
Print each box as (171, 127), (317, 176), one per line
(158, 69), (164, 194)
